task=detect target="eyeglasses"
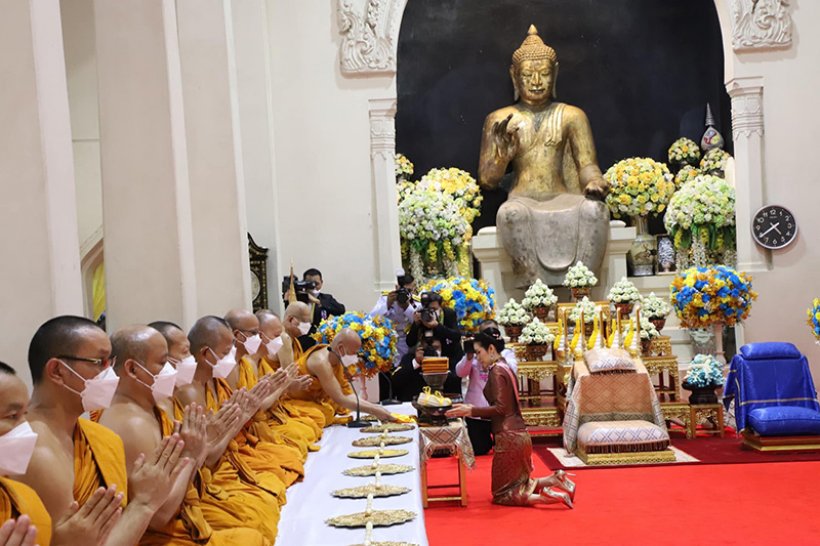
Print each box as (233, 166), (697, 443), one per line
(56, 355), (116, 369)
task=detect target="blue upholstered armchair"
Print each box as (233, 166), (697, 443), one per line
(724, 342), (820, 446)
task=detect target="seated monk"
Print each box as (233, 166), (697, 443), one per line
(174, 316), (286, 541)
(288, 328), (394, 426)
(222, 309), (306, 485)
(19, 316), (190, 546)
(1, 361), (126, 546)
(97, 325), (267, 545)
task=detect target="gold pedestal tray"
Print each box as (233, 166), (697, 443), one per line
(353, 435), (413, 447)
(348, 449), (409, 459)
(326, 509), (416, 528)
(331, 484), (410, 498)
(361, 423), (415, 433)
(343, 464), (414, 477)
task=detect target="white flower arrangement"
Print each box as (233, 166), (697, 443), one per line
(674, 165), (700, 188)
(395, 153), (414, 179)
(398, 190), (468, 245)
(568, 297), (598, 324)
(667, 137), (702, 167)
(607, 277), (641, 304)
(497, 299), (531, 327)
(604, 157), (676, 218)
(518, 318), (555, 345)
(521, 279), (558, 310)
(699, 148), (731, 176)
(639, 316), (660, 340)
(684, 354), (725, 387)
(416, 167), (483, 224)
(642, 292), (672, 319)
(563, 261), (598, 288)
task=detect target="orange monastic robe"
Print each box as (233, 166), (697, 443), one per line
(0, 477), (52, 546)
(257, 356), (320, 452)
(74, 418), (128, 509)
(138, 408), (268, 546)
(283, 344), (354, 429)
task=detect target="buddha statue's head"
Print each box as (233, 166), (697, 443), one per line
(510, 25), (558, 107)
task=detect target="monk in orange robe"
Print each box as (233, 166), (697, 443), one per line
(18, 316), (189, 546)
(97, 325), (268, 545)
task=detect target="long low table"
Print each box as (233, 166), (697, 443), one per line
(276, 403), (428, 546)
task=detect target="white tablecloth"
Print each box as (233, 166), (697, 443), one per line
(276, 403), (428, 546)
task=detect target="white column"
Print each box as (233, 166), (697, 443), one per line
(177, 0), (252, 315)
(94, 0), (198, 331)
(727, 76), (769, 273)
(369, 98), (402, 292)
(0, 0), (83, 381)
(232, 0), (284, 313)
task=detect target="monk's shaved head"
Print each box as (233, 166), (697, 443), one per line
(110, 325), (163, 370)
(333, 328), (362, 353)
(256, 310), (283, 339)
(28, 315), (102, 384)
(224, 309), (259, 333)
(188, 316), (232, 355)
(284, 302), (311, 323)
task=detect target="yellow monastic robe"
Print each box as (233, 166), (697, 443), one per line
(0, 477), (52, 546)
(173, 397), (282, 543)
(215, 364), (304, 487)
(284, 344), (354, 428)
(257, 356), (319, 452)
(138, 408), (268, 546)
(74, 419), (128, 508)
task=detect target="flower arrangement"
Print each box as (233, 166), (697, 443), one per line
(607, 277), (641, 304)
(699, 148), (731, 176)
(563, 261), (598, 288)
(417, 167), (483, 224)
(683, 354), (725, 387)
(395, 153), (414, 180)
(642, 292), (672, 319)
(399, 190), (469, 280)
(568, 297), (598, 324)
(604, 157), (675, 218)
(674, 165), (700, 188)
(522, 279), (558, 310)
(808, 298), (820, 343)
(670, 266), (757, 328)
(420, 277), (495, 333)
(313, 312), (397, 378)
(497, 299), (531, 327)
(668, 137), (702, 169)
(639, 316), (660, 340)
(664, 174), (736, 267)
(519, 318), (555, 345)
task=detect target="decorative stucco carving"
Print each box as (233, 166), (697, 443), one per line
(726, 77), (764, 140)
(337, 0), (407, 76)
(731, 0), (792, 51)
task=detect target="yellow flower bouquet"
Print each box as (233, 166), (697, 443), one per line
(604, 157), (675, 219)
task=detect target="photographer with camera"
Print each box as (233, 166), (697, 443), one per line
(303, 268), (346, 327)
(406, 292), (463, 395)
(455, 318), (518, 455)
(369, 271), (419, 367)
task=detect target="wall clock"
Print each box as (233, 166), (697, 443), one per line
(248, 233), (269, 311)
(751, 205), (797, 250)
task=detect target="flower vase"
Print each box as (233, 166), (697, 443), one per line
(570, 287), (591, 301)
(524, 344), (548, 362)
(649, 317), (666, 333)
(504, 325), (523, 343)
(628, 216), (655, 277)
(614, 302), (634, 318)
(640, 338), (652, 356)
(681, 381), (719, 405)
(688, 327), (716, 356)
(533, 305), (551, 321)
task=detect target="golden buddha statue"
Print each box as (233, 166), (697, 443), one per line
(478, 25), (610, 287)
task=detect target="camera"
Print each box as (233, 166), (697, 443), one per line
(462, 338), (475, 355)
(420, 307), (437, 324)
(282, 277), (317, 304)
(396, 287), (410, 305)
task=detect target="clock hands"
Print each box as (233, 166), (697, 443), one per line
(759, 222), (780, 238)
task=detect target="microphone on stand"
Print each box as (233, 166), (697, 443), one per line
(379, 370), (401, 406)
(344, 368), (369, 428)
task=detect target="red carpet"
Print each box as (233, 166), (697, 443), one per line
(423, 453), (820, 546)
(533, 433), (820, 469)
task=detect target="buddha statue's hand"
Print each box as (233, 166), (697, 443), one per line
(583, 177), (609, 201)
(492, 113), (519, 163)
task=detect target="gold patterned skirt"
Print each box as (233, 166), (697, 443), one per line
(491, 430), (536, 506)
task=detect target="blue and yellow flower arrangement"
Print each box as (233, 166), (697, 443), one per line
(670, 266), (757, 328)
(313, 312), (397, 378)
(808, 298), (820, 343)
(420, 277), (495, 333)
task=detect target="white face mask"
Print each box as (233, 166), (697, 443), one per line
(61, 363), (120, 412)
(0, 421), (38, 476)
(266, 336), (284, 356)
(339, 349), (359, 367)
(174, 355), (197, 386)
(297, 321), (312, 336)
(135, 361), (178, 403)
(243, 334), (262, 355)
(208, 347), (237, 379)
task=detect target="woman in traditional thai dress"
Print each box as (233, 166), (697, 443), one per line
(446, 328), (575, 507)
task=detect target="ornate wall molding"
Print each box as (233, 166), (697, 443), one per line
(731, 0), (792, 51)
(337, 0), (407, 76)
(369, 98), (397, 157)
(726, 77), (764, 139)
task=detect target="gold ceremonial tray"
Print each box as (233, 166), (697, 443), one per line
(352, 435), (412, 447)
(348, 449), (409, 459)
(326, 509), (417, 528)
(343, 464), (414, 477)
(331, 484), (410, 498)
(361, 423), (415, 433)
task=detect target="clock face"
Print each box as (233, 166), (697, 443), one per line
(752, 205), (797, 250)
(250, 271), (261, 300)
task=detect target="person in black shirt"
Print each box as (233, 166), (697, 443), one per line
(303, 268), (346, 326)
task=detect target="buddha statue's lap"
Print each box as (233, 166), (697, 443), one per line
(478, 25), (611, 287)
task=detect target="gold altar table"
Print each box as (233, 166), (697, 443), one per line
(514, 359), (563, 431)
